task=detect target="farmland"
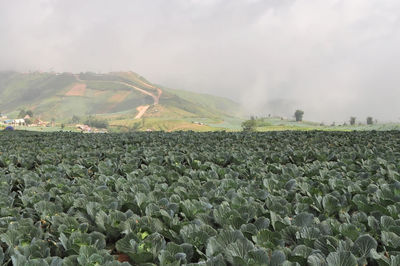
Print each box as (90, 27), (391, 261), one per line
(0, 131), (400, 265)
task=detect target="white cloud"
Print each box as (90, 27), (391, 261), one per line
(0, 0), (400, 121)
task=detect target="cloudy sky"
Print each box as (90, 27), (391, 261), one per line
(1, 0), (400, 122)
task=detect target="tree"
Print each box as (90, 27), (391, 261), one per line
(367, 117), (373, 125)
(26, 110), (33, 117)
(18, 109), (26, 118)
(61, 123), (65, 130)
(130, 122), (141, 132)
(85, 117), (108, 129)
(294, 110), (304, 122)
(350, 117), (356, 126)
(241, 116), (257, 132)
(71, 115), (80, 124)
(25, 118), (32, 125)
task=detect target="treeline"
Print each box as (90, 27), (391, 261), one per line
(350, 116), (376, 125)
(71, 115), (109, 129)
(242, 109), (379, 131)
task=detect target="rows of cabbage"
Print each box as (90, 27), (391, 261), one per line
(0, 131), (400, 265)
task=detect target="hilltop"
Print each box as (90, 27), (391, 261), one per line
(0, 71), (243, 131)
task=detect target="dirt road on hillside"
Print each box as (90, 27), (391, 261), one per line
(74, 74), (162, 118)
(134, 105), (150, 119)
(116, 81), (160, 104)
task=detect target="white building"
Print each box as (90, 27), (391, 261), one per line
(14, 119), (25, 125)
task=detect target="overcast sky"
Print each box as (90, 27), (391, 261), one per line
(1, 0), (400, 122)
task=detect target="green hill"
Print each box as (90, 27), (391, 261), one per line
(0, 71), (243, 131)
(161, 86), (243, 118)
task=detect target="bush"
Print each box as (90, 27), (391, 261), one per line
(85, 117), (109, 129)
(241, 117), (257, 132)
(25, 118), (33, 125)
(71, 115), (80, 124)
(350, 117), (356, 126)
(130, 122), (141, 132)
(294, 110), (304, 122)
(26, 110), (33, 117)
(18, 109), (26, 118)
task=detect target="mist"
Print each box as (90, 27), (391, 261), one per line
(1, 0), (400, 123)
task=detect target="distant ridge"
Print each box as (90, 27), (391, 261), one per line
(0, 71), (243, 123)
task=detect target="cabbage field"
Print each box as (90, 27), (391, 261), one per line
(1, 131), (400, 265)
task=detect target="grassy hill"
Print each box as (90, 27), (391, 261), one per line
(0, 71), (243, 131)
(161, 87), (244, 118)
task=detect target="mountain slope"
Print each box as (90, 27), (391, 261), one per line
(0, 71), (243, 127)
(161, 86), (243, 118)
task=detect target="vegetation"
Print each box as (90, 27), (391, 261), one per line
(241, 116), (257, 132)
(129, 122), (141, 132)
(17, 109), (34, 118)
(71, 115), (80, 124)
(350, 117), (356, 126)
(26, 110), (33, 117)
(162, 87), (244, 118)
(0, 131), (400, 264)
(85, 117), (109, 129)
(294, 110), (304, 122)
(0, 72), (241, 125)
(24, 118), (33, 125)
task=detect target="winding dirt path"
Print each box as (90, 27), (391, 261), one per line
(116, 81), (159, 104)
(156, 88), (162, 104)
(134, 105), (150, 119)
(129, 78), (162, 104)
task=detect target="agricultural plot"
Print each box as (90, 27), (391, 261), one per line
(0, 131), (400, 265)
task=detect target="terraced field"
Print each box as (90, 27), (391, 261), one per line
(0, 131), (400, 265)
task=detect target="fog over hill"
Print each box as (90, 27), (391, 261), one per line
(1, 0), (400, 123)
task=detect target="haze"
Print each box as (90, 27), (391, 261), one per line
(1, 0), (400, 123)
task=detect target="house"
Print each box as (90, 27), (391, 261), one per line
(3, 119), (13, 124)
(14, 119), (25, 125)
(36, 119), (48, 126)
(76, 124), (91, 132)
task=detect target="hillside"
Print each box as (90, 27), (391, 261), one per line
(0, 71), (243, 131)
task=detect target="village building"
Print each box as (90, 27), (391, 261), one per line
(76, 124), (92, 132)
(13, 119), (25, 125)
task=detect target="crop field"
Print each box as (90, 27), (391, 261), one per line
(0, 131), (400, 265)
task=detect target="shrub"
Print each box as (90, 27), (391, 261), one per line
(294, 110), (304, 122)
(350, 117), (356, 126)
(241, 117), (257, 132)
(85, 117), (109, 129)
